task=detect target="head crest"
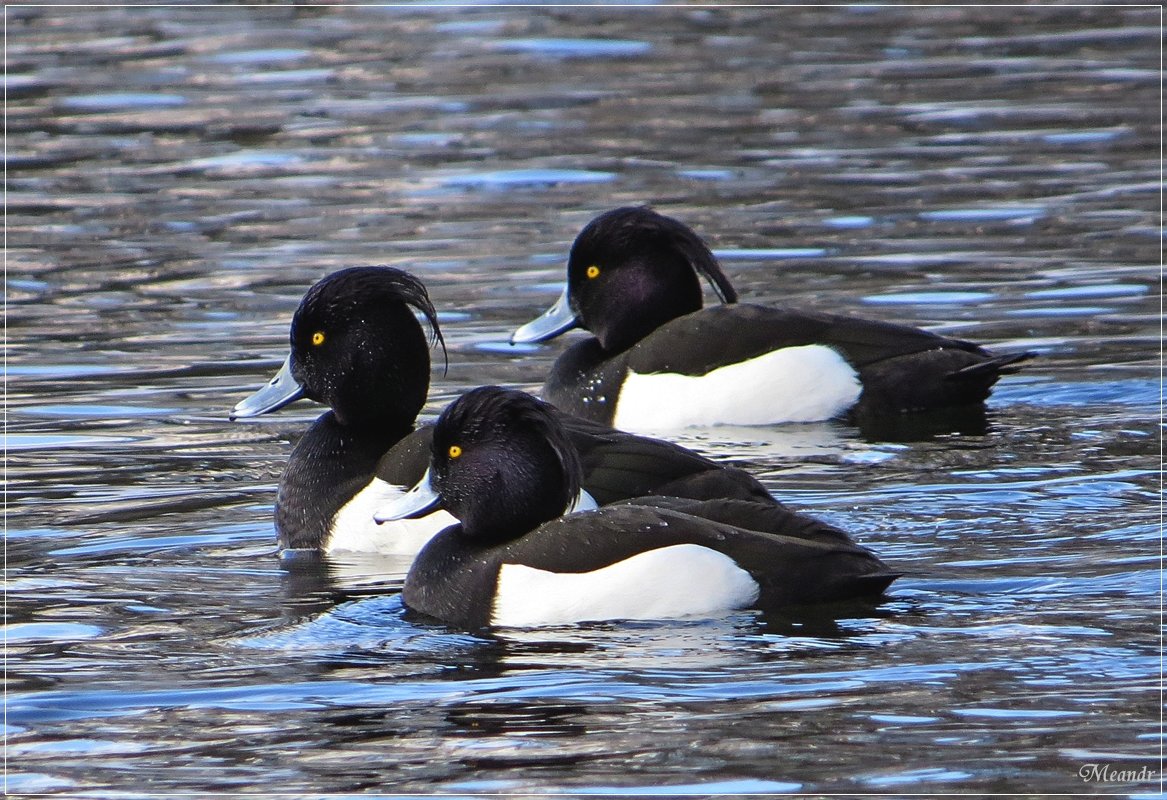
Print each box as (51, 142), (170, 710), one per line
(585, 206), (738, 304)
(303, 266), (448, 371)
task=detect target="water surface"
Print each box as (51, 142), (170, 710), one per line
(6, 5), (1161, 796)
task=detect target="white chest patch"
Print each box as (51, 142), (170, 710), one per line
(491, 543), (760, 627)
(328, 478), (456, 556)
(612, 344), (861, 430)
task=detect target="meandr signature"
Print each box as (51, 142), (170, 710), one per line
(1078, 763), (1159, 783)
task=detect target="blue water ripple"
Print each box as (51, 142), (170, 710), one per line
(493, 38), (651, 58)
(713, 247), (828, 260)
(862, 290), (996, 305)
(59, 93), (187, 110)
(439, 168), (616, 189)
(1025, 283), (1148, 299)
(204, 48), (311, 65)
(919, 206), (1046, 222)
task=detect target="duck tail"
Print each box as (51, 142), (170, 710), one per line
(946, 350), (1035, 382)
(855, 571), (900, 596)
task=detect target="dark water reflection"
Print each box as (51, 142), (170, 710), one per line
(6, 5), (1161, 796)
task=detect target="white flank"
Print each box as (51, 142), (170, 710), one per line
(613, 344), (861, 430)
(328, 478), (456, 555)
(491, 543), (760, 627)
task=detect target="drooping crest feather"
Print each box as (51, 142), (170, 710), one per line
(580, 206), (739, 304)
(299, 265), (448, 370)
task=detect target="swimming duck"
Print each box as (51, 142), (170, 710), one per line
(511, 206), (1032, 431)
(375, 386), (897, 629)
(231, 266), (776, 555)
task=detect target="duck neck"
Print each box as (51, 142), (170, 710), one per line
(276, 411), (408, 550)
(334, 393), (423, 439)
(456, 458), (578, 545)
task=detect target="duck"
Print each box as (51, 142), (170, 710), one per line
(511, 205), (1032, 431)
(375, 386), (898, 629)
(230, 266), (777, 555)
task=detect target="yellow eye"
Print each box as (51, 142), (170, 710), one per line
(448, 444), (462, 459)
(586, 265), (601, 279)
(311, 331), (325, 346)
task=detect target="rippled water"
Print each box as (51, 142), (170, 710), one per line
(7, 5), (1162, 796)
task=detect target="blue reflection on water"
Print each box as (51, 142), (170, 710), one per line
(438, 169), (617, 189)
(203, 48), (312, 65)
(862, 291), (996, 305)
(919, 206), (1046, 222)
(58, 93), (187, 110)
(493, 38), (652, 58)
(713, 247), (829, 260)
